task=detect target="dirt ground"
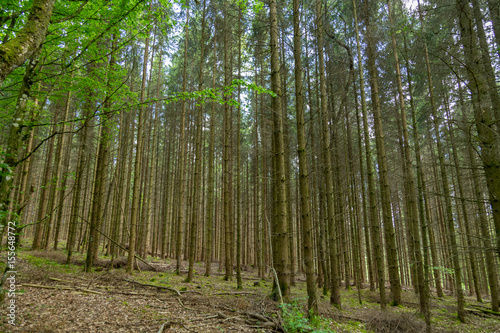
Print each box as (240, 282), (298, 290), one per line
(1, 250), (500, 333)
(0, 252), (280, 333)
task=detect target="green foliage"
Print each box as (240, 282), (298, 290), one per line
(158, 277), (170, 285)
(234, 0), (264, 13)
(0, 160), (13, 182)
(24, 254), (80, 274)
(279, 301), (333, 333)
(430, 266), (455, 276)
(160, 79), (275, 107)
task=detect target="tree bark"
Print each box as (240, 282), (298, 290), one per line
(316, 0), (340, 308)
(269, 0), (290, 301)
(187, 0), (207, 283)
(387, 0), (428, 323)
(363, 0), (402, 306)
(353, 0), (386, 308)
(0, 0), (55, 85)
(293, 0), (317, 315)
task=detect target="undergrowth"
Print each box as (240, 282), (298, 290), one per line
(280, 301), (334, 333)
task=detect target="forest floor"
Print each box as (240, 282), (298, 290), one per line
(1, 245), (500, 332)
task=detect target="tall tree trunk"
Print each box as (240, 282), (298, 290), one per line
(444, 92), (482, 303)
(354, 79), (374, 291)
(269, 0), (290, 301)
(316, 0), (340, 308)
(363, 0), (402, 306)
(175, 3), (190, 274)
(459, 85), (500, 312)
(293, 0), (317, 315)
(66, 84), (94, 263)
(223, 6), (233, 281)
(85, 45), (115, 270)
(187, 0), (207, 283)
(352, 0), (385, 308)
(53, 74), (75, 250)
(235, 7), (243, 290)
(32, 116), (57, 250)
(486, 0), (500, 58)
(402, 31), (443, 298)
(419, 0), (465, 321)
(456, 0), (500, 263)
(471, 0), (500, 126)
(127, 3), (153, 273)
(42, 98), (70, 250)
(387, 0), (428, 323)
(204, 33), (217, 278)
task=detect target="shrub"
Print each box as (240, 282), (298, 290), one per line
(279, 302), (333, 333)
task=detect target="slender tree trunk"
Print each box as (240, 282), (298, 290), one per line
(235, 7), (243, 290)
(486, 0), (500, 58)
(471, 0), (500, 126)
(66, 89), (94, 264)
(418, 0), (465, 321)
(402, 31), (442, 298)
(127, 3), (153, 273)
(363, 0), (402, 306)
(316, 0), (340, 308)
(444, 92), (482, 303)
(354, 79), (374, 291)
(223, 6), (233, 281)
(32, 116), (57, 250)
(352, 0), (385, 307)
(459, 85), (500, 312)
(204, 33), (217, 278)
(456, 0), (500, 264)
(293, 0), (317, 315)
(187, 0), (207, 283)
(175, 3), (190, 274)
(53, 74), (74, 250)
(387, 0), (428, 322)
(42, 97), (70, 250)
(269, 0), (290, 301)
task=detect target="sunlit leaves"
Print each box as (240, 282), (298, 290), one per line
(161, 79), (275, 107)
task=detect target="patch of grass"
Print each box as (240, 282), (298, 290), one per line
(23, 253), (81, 274)
(280, 301), (334, 333)
(335, 320), (370, 333)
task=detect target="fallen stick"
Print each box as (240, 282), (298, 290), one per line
(331, 313), (367, 322)
(49, 277), (74, 284)
(123, 278), (181, 296)
(215, 291), (257, 296)
(221, 315), (243, 322)
(157, 321), (176, 333)
(54, 285), (73, 290)
(214, 304), (237, 312)
(21, 284), (58, 290)
(76, 287), (103, 295)
(180, 290), (203, 295)
(176, 297), (197, 311)
(216, 312), (228, 319)
(21, 283), (102, 295)
(107, 290), (156, 296)
(247, 312), (273, 323)
(188, 314), (219, 322)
